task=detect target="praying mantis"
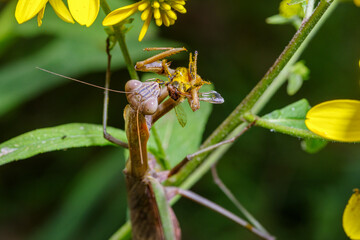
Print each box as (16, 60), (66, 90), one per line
(39, 39), (274, 239)
(101, 39), (275, 240)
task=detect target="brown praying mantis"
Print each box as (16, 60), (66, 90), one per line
(38, 40), (274, 240)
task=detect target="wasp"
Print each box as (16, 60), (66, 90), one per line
(135, 47), (224, 111)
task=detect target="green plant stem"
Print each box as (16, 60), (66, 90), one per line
(165, 0), (336, 187)
(100, 0), (139, 80)
(305, 0), (316, 19)
(109, 221), (131, 240)
(253, 0), (338, 114)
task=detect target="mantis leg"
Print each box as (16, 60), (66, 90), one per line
(211, 164), (270, 235)
(135, 47), (187, 72)
(168, 120), (257, 177)
(167, 187), (275, 240)
(167, 120), (272, 235)
(103, 38), (128, 148)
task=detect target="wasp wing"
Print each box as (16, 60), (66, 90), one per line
(174, 104), (187, 127)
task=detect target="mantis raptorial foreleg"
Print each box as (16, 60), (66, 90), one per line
(135, 47), (187, 74)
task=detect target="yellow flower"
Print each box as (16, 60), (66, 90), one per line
(68, 0), (100, 27)
(279, 0), (304, 18)
(355, 0), (360, 7)
(103, 0), (187, 41)
(15, 0), (100, 27)
(305, 99), (360, 142)
(343, 189), (360, 240)
(15, 0), (74, 26)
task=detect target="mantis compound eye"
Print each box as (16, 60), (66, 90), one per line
(142, 97), (158, 115)
(125, 79), (142, 92)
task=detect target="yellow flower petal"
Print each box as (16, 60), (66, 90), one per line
(153, 8), (161, 19)
(141, 7), (151, 21)
(152, 1), (160, 8)
(343, 189), (360, 240)
(354, 0), (360, 7)
(138, 9), (152, 41)
(49, 0), (74, 23)
(15, 0), (48, 24)
(173, 0), (185, 5)
(305, 100), (360, 142)
(68, 0), (99, 27)
(102, 2), (141, 26)
(37, 5), (46, 26)
(162, 13), (170, 27)
(165, 9), (177, 20)
(155, 17), (162, 26)
(160, 2), (171, 11)
(172, 3), (186, 14)
(138, 1), (149, 11)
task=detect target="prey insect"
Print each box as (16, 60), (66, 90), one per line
(135, 47), (224, 127)
(38, 42), (274, 239)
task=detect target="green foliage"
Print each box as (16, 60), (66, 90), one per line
(243, 99), (323, 142)
(29, 149), (126, 240)
(301, 138), (328, 154)
(0, 123), (125, 166)
(287, 61), (310, 95)
(149, 177), (177, 240)
(262, 99), (311, 130)
(288, 0), (307, 5)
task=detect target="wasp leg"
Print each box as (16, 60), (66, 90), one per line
(168, 120), (257, 177)
(189, 51), (198, 84)
(103, 38), (129, 148)
(135, 47), (187, 72)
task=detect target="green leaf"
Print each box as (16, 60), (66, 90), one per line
(286, 61), (310, 95)
(262, 99), (311, 130)
(301, 138), (328, 154)
(266, 14), (302, 29)
(288, 0), (307, 5)
(292, 60), (310, 80)
(287, 73), (303, 95)
(266, 15), (293, 25)
(29, 149), (126, 240)
(0, 123), (126, 166)
(243, 99), (322, 140)
(149, 177), (177, 240)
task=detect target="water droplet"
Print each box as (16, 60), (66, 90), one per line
(41, 141), (46, 144)
(0, 147), (17, 157)
(79, 126), (84, 130)
(291, 107), (295, 111)
(270, 129), (275, 132)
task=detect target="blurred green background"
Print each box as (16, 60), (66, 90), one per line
(1, 0), (360, 239)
